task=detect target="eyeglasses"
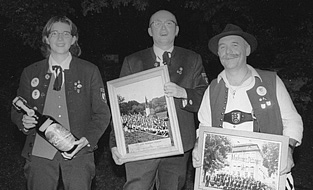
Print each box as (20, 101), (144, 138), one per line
(49, 31), (72, 38)
(149, 20), (177, 28)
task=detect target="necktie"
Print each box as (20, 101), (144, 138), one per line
(162, 51), (171, 66)
(52, 66), (63, 91)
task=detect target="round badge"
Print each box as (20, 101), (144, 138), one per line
(45, 74), (50, 79)
(256, 86), (267, 96)
(32, 89), (40, 99)
(31, 78), (39, 87)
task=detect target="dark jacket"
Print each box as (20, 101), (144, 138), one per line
(110, 47), (208, 152)
(11, 56), (111, 160)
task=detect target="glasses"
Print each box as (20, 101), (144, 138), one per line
(149, 20), (177, 28)
(49, 31), (72, 38)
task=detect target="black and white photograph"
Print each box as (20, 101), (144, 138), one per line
(194, 127), (289, 190)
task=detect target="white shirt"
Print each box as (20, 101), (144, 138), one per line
(198, 65), (303, 146)
(48, 53), (72, 86)
(153, 45), (173, 66)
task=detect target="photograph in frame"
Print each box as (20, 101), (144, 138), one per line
(194, 126), (289, 190)
(107, 65), (183, 163)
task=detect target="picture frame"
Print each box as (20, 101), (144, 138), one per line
(107, 65), (183, 163)
(194, 126), (289, 190)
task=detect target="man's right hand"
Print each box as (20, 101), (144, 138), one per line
(192, 144), (202, 168)
(22, 114), (37, 130)
(111, 147), (124, 165)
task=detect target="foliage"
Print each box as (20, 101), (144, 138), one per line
(202, 134), (232, 181)
(0, 0), (74, 48)
(262, 143), (279, 177)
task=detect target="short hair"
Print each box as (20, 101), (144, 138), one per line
(41, 16), (81, 58)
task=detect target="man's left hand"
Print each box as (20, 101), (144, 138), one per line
(164, 82), (187, 98)
(61, 137), (89, 160)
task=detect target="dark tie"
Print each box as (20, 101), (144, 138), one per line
(52, 66), (63, 91)
(162, 51), (171, 66)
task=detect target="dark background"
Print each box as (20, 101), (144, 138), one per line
(1, 0), (313, 189)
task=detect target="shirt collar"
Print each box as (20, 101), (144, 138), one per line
(49, 53), (72, 73)
(153, 45), (174, 63)
(217, 64), (262, 84)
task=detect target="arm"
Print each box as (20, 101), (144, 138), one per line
(165, 54), (208, 112)
(276, 76), (303, 174)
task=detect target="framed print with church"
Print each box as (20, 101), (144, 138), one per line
(194, 126), (289, 190)
(107, 65), (183, 163)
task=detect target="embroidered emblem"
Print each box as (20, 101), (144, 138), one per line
(100, 88), (107, 103)
(31, 78), (39, 87)
(74, 80), (82, 93)
(177, 67), (183, 75)
(32, 89), (40, 99)
(256, 86), (267, 96)
(231, 111), (241, 124)
(45, 74), (50, 80)
(201, 72), (209, 84)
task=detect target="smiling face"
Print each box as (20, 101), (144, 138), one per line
(44, 22), (76, 58)
(148, 10), (179, 50)
(218, 35), (251, 71)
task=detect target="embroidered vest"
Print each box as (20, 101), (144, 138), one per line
(209, 69), (283, 135)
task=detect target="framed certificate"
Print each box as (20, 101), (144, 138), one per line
(107, 65), (183, 163)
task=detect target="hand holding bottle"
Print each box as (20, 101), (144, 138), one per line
(22, 114), (37, 130)
(61, 137), (90, 160)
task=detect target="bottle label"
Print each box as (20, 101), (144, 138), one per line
(39, 118), (54, 132)
(45, 123), (76, 152)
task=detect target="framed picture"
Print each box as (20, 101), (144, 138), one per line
(194, 126), (289, 190)
(107, 65), (183, 163)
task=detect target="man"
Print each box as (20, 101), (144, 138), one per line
(110, 10), (208, 190)
(11, 16), (111, 190)
(192, 24), (303, 190)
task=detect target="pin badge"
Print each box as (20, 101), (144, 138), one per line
(31, 78), (39, 87)
(177, 67), (183, 75)
(74, 80), (82, 93)
(257, 86), (267, 96)
(32, 89), (40, 99)
(45, 74), (50, 80)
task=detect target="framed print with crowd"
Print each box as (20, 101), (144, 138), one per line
(194, 126), (289, 190)
(107, 65), (183, 163)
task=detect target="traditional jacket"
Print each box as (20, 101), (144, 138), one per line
(209, 69), (283, 135)
(110, 46), (208, 152)
(11, 57), (111, 160)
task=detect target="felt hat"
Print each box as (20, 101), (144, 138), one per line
(208, 24), (257, 55)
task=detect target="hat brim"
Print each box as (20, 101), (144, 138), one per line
(208, 31), (258, 56)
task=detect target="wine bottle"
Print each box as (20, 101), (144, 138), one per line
(12, 96), (78, 154)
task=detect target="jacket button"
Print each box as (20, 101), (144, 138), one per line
(29, 143), (33, 147)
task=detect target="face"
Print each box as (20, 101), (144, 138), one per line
(148, 10), (179, 49)
(218, 35), (251, 70)
(45, 22), (76, 57)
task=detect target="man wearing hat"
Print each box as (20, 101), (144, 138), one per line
(192, 24), (303, 190)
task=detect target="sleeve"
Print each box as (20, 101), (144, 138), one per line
(11, 68), (33, 134)
(84, 66), (111, 151)
(196, 87), (212, 137)
(276, 76), (303, 146)
(180, 54), (208, 112)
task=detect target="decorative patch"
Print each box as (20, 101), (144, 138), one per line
(201, 72), (209, 84)
(256, 86), (267, 96)
(100, 88), (107, 103)
(32, 89), (40, 99)
(74, 80), (82, 93)
(177, 67), (183, 75)
(31, 78), (39, 87)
